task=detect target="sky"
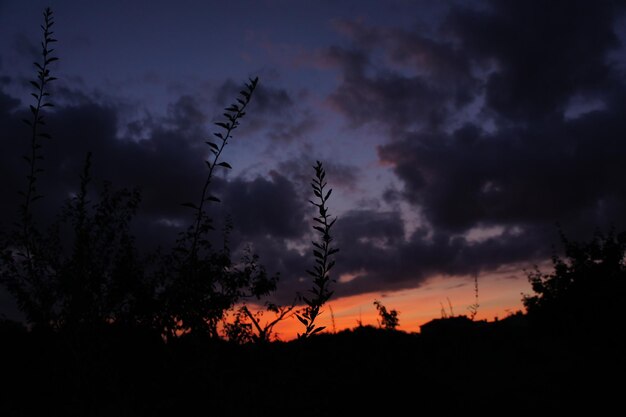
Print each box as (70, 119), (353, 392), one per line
(2, 0), (626, 340)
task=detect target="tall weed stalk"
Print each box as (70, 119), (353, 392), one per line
(297, 161), (339, 339)
(1, 8), (59, 327)
(186, 77), (259, 259)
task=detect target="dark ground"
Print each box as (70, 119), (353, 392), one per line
(1, 314), (622, 417)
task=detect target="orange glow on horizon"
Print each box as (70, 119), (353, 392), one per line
(244, 268), (533, 342)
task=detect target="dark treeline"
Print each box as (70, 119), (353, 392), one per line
(1, 7), (625, 416)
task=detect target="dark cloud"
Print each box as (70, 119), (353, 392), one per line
(217, 171), (308, 239)
(446, 0), (625, 123)
(266, 114), (317, 142)
(329, 68), (450, 130)
(324, 19), (480, 131)
(327, 209), (551, 298)
(248, 84), (294, 114)
(13, 33), (39, 62)
(309, 0), (626, 297)
(331, 209), (406, 292)
(276, 156), (361, 195)
(0, 85), (19, 117)
(214, 79), (293, 113)
(213, 79), (317, 143)
(0, 90), (208, 249)
(379, 107), (626, 235)
(334, 18), (475, 91)
(165, 95), (209, 133)
(372, 0), (626, 238)
(0, 89), (25, 227)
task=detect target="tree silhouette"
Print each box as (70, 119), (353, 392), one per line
(523, 228), (626, 338)
(53, 153), (148, 331)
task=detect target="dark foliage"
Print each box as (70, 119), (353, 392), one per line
(523, 228), (626, 341)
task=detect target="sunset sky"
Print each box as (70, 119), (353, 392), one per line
(2, 0), (626, 340)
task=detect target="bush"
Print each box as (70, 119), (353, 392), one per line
(523, 228), (626, 338)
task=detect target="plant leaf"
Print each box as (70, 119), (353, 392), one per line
(312, 326), (325, 334)
(205, 141), (219, 151)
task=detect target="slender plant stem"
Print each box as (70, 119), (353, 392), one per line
(188, 77), (258, 259)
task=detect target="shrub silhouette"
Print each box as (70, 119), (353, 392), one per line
(523, 228), (626, 338)
(50, 153), (146, 331)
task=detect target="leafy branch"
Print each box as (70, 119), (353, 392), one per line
(239, 299), (297, 343)
(296, 161), (339, 339)
(374, 299), (399, 330)
(184, 77), (259, 260)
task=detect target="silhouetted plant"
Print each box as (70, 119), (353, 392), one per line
(467, 274), (480, 321)
(296, 161), (338, 339)
(373, 299), (399, 330)
(3, 149), (148, 332)
(329, 303), (337, 333)
(52, 153), (147, 330)
(439, 297), (455, 319)
(158, 79), (279, 339)
(522, 228), (626, 336)
(186, 76), (259, 259)
(222, 306), (254, 344)
(356, 308), (364, 327)
(232, 298), (297, 343)
(20, 6), (58, 239)
(0, 7), (59, 328)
